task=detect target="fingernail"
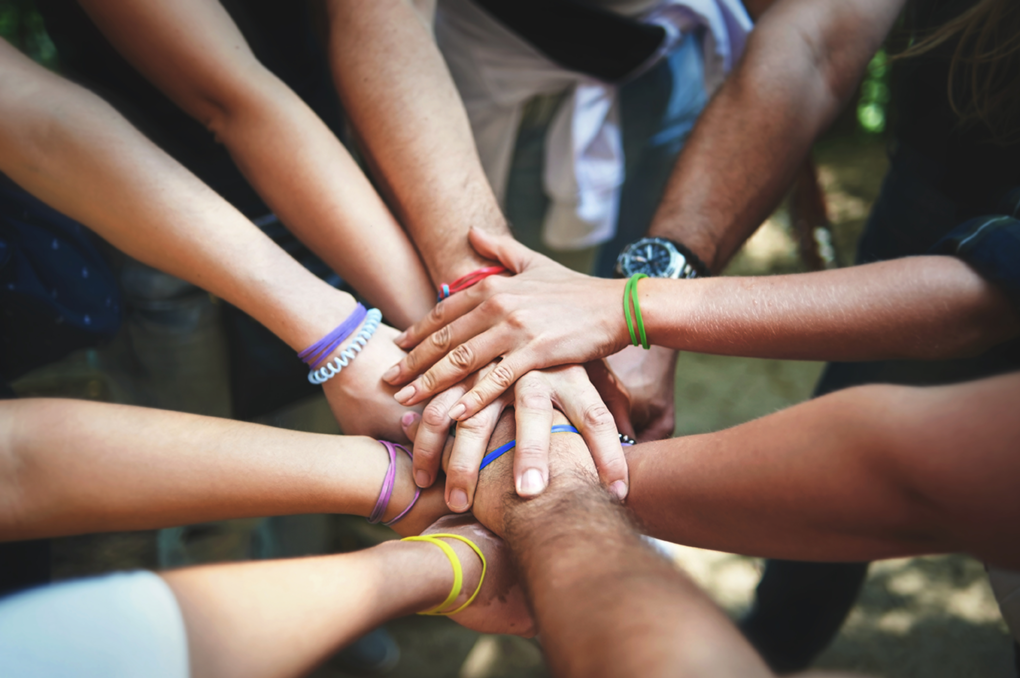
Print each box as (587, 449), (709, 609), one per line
(382, 365), (400, 383)
(518, 469), (546, 497)
(448, 403), (466, 420)
(394, 385), (415, 404)
(415, 470), (431, 488)
(609, 480), (629, 502)
(449, 488), (469, 512)
(400, 411), (418, 427)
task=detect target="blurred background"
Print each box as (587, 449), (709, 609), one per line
(2, 1), (1013, 676)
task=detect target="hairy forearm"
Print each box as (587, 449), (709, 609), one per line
(325, 0), (509, 284)
(647, 0), (901, 271)
(0, 399), (443, 540)
(625, 373), (1020, 568)
(641, 256), (1020, 361)
(163, 540), (453, 678)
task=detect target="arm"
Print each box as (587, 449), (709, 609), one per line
(646, 0), (904, 272)
(470, 418), (772, 678)
(386, 231), (1020, 413)
(0, 399), (447, 540)
(0, 38), (416, 440)
(323, 0), (510, 285)
(625, 371), (1020, 570)
(76, 0), (434, 328)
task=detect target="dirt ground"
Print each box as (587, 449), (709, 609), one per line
(20, 136), (1015, 677)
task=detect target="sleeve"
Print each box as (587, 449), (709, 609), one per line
(930, 215), (1020, 312)
(0, 571), (189, 678)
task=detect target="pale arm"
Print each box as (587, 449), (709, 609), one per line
(0, 399), (447, 541)
(625, 372), (1020, 570)
(77, 0), (434, 328)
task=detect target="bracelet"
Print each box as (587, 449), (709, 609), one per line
(437, 265), (508, 302)
(402, 533), (487, 616)
(307, 308), (382, 385)
(368, 441), (421, 526)
(478, 424), (580, 471)
(298, 303), (367, 369)
(623, 273), (649, 349)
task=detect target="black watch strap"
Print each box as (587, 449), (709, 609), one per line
(670, 240), (710, 278)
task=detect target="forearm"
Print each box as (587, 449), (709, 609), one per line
(0, 399), (444, 540)
(640, 256), (1020, 361)
(647, 0), (900, 271)
(77, 0), (434, 328)
(0, 46), (355, 350)
(163, 540), (453, 678)
(325, 0), (510, 284)
(625, 373), (1020, 568)
(505, 474), (768, 678)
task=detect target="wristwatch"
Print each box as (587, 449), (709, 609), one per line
(614, 237), (708, 279)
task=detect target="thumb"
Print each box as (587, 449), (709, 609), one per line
(468, 227), (536, 274)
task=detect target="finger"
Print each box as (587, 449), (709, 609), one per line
(386, 309), (504, 386)
(584, 360), (637, 439)
(412, 384), (467, 489)
(468, 227), (539, 274)
(553, 376), (629, 502)
(394, 329), (511, 406)
(400, 411), (421, 442)
(443, 392), (511, 513)
(393, 283), (488, 351)
(512, 372), (554, 497)
(449, 350), (534, 422)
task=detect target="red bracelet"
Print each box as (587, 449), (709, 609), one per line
(437, 265), (508, 301)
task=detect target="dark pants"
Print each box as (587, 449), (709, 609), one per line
(741, 142), (1020, 672)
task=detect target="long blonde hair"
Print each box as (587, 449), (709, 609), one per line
(899, 0), (1020, 145)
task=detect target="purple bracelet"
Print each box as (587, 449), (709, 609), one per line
(298, 304), (368, 369)
(368, 441), (421, 526)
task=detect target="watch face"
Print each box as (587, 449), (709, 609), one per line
(622, 240), (682, 278)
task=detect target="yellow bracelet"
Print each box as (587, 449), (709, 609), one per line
(402, 533), (487, 616)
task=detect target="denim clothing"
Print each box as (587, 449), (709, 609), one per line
(505, 31), (707, 276)
(742, 141), (1020, 672)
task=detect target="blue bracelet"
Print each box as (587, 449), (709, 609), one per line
(478, 425), (580, 471)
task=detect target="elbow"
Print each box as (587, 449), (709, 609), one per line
(184, 65), (281, 145)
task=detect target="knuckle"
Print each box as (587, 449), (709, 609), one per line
(478, 275), (500, 295)
(516, 390), (551, 413)
(448, 343), (475, 370)
(514, 440), (546, 461)
(447, 461), (479, 481)
(428, 325), (452, 351)
(489, 363), (516, 390)
(506, 308), (528, 330)
(419, 370), (439, 393)
(582, 403), (615, 431)
(457, 412), (491, 434)
(422, 402), (450, 428)
(402, 350), (419, 373)
(487, 292), (512, 316)
(428, 302), (445, 324)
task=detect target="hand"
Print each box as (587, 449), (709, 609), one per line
(470, 411), (599, 538)
(605, 345), (678, 442)
(322, 323), (423, 442)
(421, 515), (534, 637)
(402, 365), (630, 510)
(384, 228), (628, 418)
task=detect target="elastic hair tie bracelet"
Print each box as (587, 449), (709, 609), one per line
(298, 303), (368, 368)
(436, 265), (508, 302)
(368, 441), (421, 527)
(479, 424), (579, 471)
(400, 534), (487, 616)
(307, 308), (383, 385)
(623, 273), (650, 349)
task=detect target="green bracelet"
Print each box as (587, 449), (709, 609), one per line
(623, 273), (649, 349)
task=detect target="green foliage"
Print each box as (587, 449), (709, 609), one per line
(857, 49), (890, 134)
(0, 0), (59, 71)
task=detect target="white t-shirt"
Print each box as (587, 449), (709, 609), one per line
(0, 571), (189, 678)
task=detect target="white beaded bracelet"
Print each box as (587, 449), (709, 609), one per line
(308, 308), (383, 385)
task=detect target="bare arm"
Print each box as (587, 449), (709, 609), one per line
(0, 399), (447, 540)
(626, 372), (1020, 570)
(323, 0), (511, 285)
(647, 0), (904, 271)
(77, 0), (434, 328)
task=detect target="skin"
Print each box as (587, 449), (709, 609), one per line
(0, 37), (418, 442)
(387, 229), (1020, 412)
(0, 399), (448, 540)
(76, 0), (435, 329)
